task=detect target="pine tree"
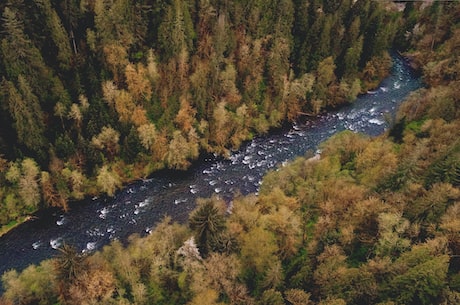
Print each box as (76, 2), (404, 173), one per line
(33, 0), (73, 70)
(189, 198), (226, 257)
(1, 78), (45, 154)
(158, 0), (195, 60)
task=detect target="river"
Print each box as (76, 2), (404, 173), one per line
(0, 54), (421, 282)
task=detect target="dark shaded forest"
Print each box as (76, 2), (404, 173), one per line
(0, 0), (399, 228)
(2, 0), (460, 304)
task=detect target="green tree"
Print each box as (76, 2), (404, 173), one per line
(315, 56), (336, 103)
(283, 72), (315, 119)
(1, 78), (46, 154)
(211, 102), (232, 154)
(364, 5), (394, 65)
(240, 225), (280, 292)
(54, 243), (88, 302)
(230, 103), (252, 148)
(1, 260), (57, 304)
(18, 158), (41, 210)
(6, 158), (41, 211)
(291, 0), (310, 74)
(166, 130), (188, 170)
(91, 126), (120, 161)
(1, 4), (70, 110)
(1, 6), (42, 79)
(54, 243), (87, 283)
(259, 289), (284, 305)
(93, 0), (139, 47)
(284, 288), (312, 305)
(386, 241), (450, 305)
(356, 139), (398, 188)
(96, 165), (121, 197)
(137, 123), (158, 152)
(187, 289), (224, 305)
(189, 197), (226, 257)
(158, 0), (195, 59)
(343, 36), (363, 79)
(41, 171), (69, 211)
(258, 187), (301, 259)
(33, 0), (73, 70)
(375, 212), (411, 258)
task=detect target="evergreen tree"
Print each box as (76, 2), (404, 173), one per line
(1, 78), (46, 155)
(189, 198), (226, 257)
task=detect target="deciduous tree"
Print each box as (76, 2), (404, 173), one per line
(1, 260), (57, 304)
(91, 126), (120, 161)
(96, 165), (121, 196)
(166, 130), (192, 170)
(125, 63), (152, 101)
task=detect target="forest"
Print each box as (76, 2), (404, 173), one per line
(0, 0), (398, 229)
(1, 0), (460, 304)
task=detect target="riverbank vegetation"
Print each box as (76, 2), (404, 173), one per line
(2, 1), (460, 304)
(3, 88), (460, 303)
(0, 0), (401, 229)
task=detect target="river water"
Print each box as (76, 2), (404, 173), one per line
(0, 54), (421, 281)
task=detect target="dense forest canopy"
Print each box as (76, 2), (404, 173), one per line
(2, 0), (460, 304)
(0, 0), (401, 227)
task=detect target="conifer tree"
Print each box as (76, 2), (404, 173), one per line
(33, 0), (73, 70)
(189, 198), (226, 257)
(1, 78), (45, 154)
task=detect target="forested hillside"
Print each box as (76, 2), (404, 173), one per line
(2, 1), (460, 304)
(0, 0), (400, 229)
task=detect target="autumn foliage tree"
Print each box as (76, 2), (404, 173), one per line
(1, 10), (459, 305)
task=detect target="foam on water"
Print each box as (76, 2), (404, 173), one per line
(139, 198), (151, 208)
(84, 242), (97, 252)
(86, 228), (104, 237)
(99, 207), (109, 219)
(369, 118), (385, 125)
(56, 215), (66, 226)
(190, 188), (198, 194)
(50, 237), (63, 249)
(174, 198), (188, 204)
(126, 188), (135, 194)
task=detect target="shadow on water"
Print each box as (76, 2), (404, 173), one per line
(0, 53), (421, 290)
